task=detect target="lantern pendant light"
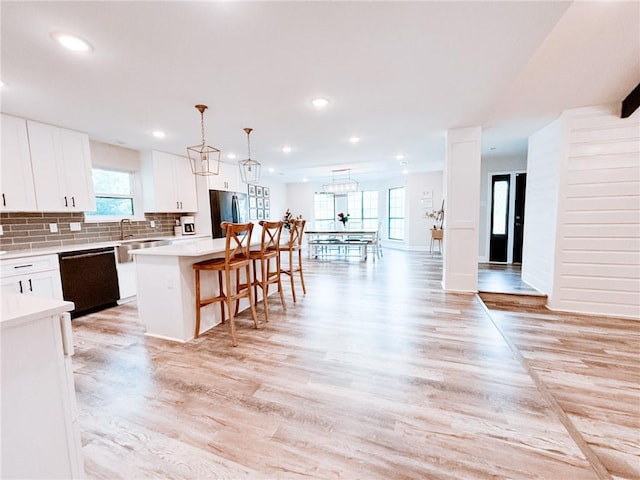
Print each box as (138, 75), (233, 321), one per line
(239, 127), (261, 183)
(187, 104), (221, 176)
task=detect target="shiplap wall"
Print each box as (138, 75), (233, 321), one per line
(521, 118), (562, 296)
(552, 105), (640, 318)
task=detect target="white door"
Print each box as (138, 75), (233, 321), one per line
(1, 115), (37, 211)
(174, 155), (198, 211)
(27, 121), (67, 211)
(59, 129), (95, 211)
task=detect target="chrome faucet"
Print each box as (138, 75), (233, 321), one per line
(120, 218), (133, 240)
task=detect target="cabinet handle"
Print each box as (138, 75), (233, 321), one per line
(180, 201), (183, 209)
(18, 280), (23, 294)
(176, 201), (180, 209)
(64, 196), (68, 207)
(71, 196), (76, 207)
(28, 278), (33, 291)
(13, 264), (33, 269)
(2, 193), (5, 206)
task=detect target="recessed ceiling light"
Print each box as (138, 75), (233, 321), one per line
(226, 153), (236, 160)
(51, 31), (93, 52)
(152, 130), (166, 139)
(0, 80), (4, 88)
(402, 169), (409, 175)
(282, 146), (292, 154)
(268, 167), (275, 173)
(349, 136), (360, 144)
(311, 97), (329, 109)
(302, 177), (308, 182)
(395, 154), (405, 161)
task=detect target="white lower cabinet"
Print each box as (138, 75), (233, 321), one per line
(0, 254), (63, 299)
(116, 262), (137, 300)
(1, 296), (84, 479)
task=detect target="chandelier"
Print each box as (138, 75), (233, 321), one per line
(187, 104), (221, 176)
(239, 127), (261, 183)
(322, 169), (359, 193)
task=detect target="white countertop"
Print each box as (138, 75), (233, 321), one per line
(1, 293), (74, 329)
(0, 234), (211, 260)
(130, 237), (248, 257)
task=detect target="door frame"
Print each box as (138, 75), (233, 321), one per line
(485, 169), (526, 264)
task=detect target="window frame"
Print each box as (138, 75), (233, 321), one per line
(84, 167), (144, 223)
(388, 186), (405, 241)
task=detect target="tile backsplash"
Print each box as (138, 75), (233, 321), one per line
(0, 212), (185, 251)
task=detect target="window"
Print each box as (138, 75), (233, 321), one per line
(313, 192), (335, 230)
(347, 191), (379, 229)
(313, 191), (379, 229)
(491, 179), (509, 235)
(388, 187), (405, 240)
(86, 168), (136, 219)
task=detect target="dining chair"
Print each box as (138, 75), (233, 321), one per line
(193, 221), (259, 346)
(279, 219), (307, 302)
(242, 220), (286, 322)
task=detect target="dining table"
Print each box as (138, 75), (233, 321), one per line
(304, 230), (378, 261)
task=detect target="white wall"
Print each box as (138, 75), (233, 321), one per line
(522, 118), (563, 295)
(551, 105), (640, 319)
(524, 104), (640, 319)
(478, 154), (528, 262)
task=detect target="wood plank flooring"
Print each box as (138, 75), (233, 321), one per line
(69, 250), (638, 479)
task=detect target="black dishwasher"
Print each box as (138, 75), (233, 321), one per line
(59, 247), (120, 318)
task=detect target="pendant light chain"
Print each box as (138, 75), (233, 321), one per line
(200, 110), (206, 146)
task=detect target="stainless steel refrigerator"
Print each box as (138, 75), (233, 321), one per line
(209, 190), (249, 238)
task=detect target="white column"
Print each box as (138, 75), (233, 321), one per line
(442, 126), (482, 292)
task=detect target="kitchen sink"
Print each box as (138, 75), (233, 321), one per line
(116, 239), (171, 263)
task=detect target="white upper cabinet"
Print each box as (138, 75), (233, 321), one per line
(27, 120), (95, 212)
(1, 114), (37, 211)
(207, 161), (241, 193)
(141, 150), (198, 212)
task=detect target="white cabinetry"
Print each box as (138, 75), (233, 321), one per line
(116, 262), (136, 301)
(142, 150), (198, 212)
(27, 120), (95, 212)
(1, 294), (84, 479)
(207, 161), (241, 192)
(1, 114), (37, 211)
(0, 254), (63, 300)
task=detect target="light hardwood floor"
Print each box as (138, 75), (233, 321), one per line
(70, 250), (639, 479)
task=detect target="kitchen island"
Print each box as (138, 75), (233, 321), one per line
(131, 237), (258, 342)
(2, 293), (84, 479)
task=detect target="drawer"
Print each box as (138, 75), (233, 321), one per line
(0, 254), (60, 278)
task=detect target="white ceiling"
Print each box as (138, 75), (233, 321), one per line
(1, 1), (638, 185)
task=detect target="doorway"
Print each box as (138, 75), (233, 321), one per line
(489, 174), (510, 262)
(489, 172), (526, 263)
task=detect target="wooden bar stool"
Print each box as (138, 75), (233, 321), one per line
(193, 221), (259, 346)
(279, 219), (307, 302)
(242, 220), (287, 322)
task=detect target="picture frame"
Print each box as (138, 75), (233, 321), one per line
(248, 184), (256, 196)
(249, 208), (257, 220)
(256, 186), (263, 197)
(249, 197), (257, 208)
(264, 198), (270, 209)
(257, 197), (264, 209)
(257, 209), (264, 220)
(263, 187), (270, 198)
